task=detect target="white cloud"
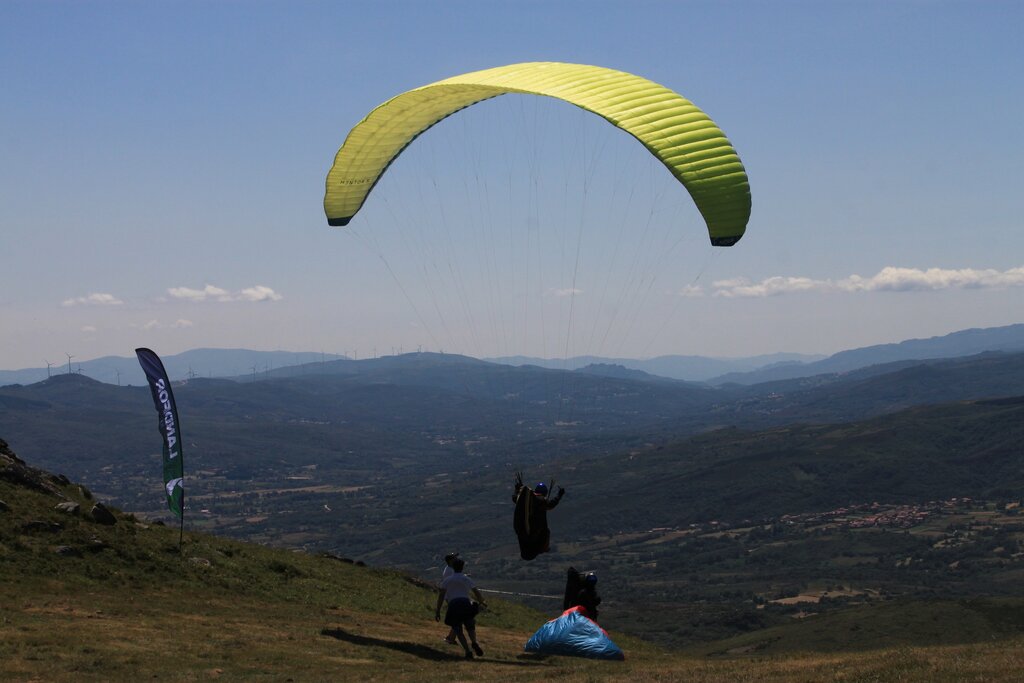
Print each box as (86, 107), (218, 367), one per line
(713, 276), (822, 298)
(676, 284), (705, 298)
(139, 318), (192, 330)
(167, 284), (281, 303)
(81, 325), (97, 333)
(238, 285), (283, 302)
(167, 284), (232, 302)
(550, 288), (583, 297)
(837, 266), (1024, 292)
(61, 292), (123, 307)
(712, 266), (1024, 298)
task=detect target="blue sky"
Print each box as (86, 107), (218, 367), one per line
(2, 1), (1022, 369)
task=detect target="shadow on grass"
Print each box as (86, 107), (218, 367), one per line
(320, 628), (551, 667)
(321, 628), (463, 661)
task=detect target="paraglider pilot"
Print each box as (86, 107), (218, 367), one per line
(512, 472), (565, 560)
(575, 572), (602, 620)
(564, 566), (602, 619)
(512, 472), (565, 509)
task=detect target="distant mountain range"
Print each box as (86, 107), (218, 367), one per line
(0, 348), (348, 387)
(708, 324), (1024, 385)
(486, 352), (824, 382)
(491, 323), (1024, 385)
(3, 322), (1023, 389)
(3, 346), (1024, 507)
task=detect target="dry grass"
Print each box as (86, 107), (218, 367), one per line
(3, 577), (1023, 682)
(3, 470), (1023, 682)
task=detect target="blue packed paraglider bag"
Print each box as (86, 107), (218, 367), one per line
(524, 606), (624, 660)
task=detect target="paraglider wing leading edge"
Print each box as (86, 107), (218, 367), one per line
(324, 62), (751, 245)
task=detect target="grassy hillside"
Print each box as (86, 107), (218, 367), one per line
(0, 438), (650, 680)
(4, 440), (1024, 681)
(693, 598), (1024, 656)
(573, 396), (1024, 532)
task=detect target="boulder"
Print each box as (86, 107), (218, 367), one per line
(55, 501), (81, 515)
(90, 503), (117, 526)
(22, 520), (63, 533)
(318, 552), (355, 564)
(53, 545), (83, 558)
(0, 499), (9, 513)
(87, 538), (110, 553)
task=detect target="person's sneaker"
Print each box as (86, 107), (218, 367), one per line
(472, 642), (484, 657)
(464, 651), (474, 660)
(443, 636), (456, 645)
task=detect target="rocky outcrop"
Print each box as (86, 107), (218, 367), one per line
(2, 439), (124, 528)
(90, 502), (117, 526)
(0, 438), (67, 498)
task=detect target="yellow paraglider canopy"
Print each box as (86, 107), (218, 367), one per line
(325, 61), (750, 245)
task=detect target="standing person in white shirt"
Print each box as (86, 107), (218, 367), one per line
(441, 552), (459, 644)
(435, 557), (487, 659)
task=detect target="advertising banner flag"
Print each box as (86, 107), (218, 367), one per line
(135, 348), (184, 519)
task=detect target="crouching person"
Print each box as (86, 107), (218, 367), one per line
(434, 557), (487, 659)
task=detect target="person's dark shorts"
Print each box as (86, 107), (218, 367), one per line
(444, 598), (476, 629)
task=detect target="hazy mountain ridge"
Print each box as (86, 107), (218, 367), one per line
(2, 348), (1024, 517)
(713, 351), (1024, 430)
(0, 355), (725, 493)
(487, 352), (824, 381)
(4, 322), (1022, 388)
(0, 348), (348, 387)
(488, 324), (1024, 384)
(711, 324), (1024, 385)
